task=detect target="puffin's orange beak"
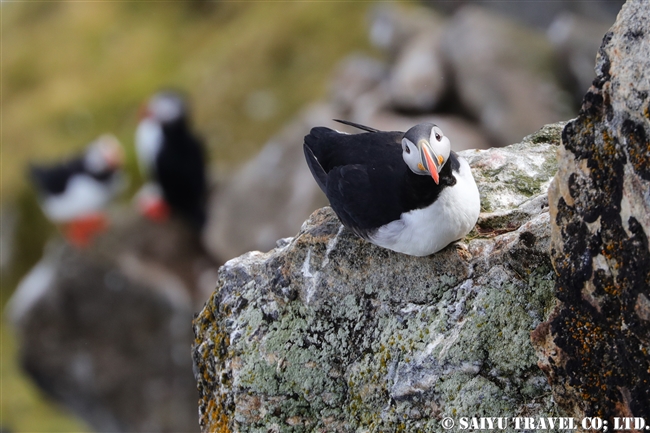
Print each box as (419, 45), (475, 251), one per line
(107, 148), (124, 169)
(421, 145), (440, 184)
(99, 135), (124, 169)
(137, 102), (150, 121)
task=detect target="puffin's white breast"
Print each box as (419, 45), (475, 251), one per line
(368, 156), (480, 256)
(42, 175), (121, 222)
(135, 119), (163, 175)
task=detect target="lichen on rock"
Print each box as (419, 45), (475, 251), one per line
(192, 123), (564, 432)
(533, 0), (650, 419)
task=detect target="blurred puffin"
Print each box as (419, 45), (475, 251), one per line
(29, 135), (124, 248)
(304, 120), (480, 256)
(135, 91), (207, 231)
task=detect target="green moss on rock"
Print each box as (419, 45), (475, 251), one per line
(192, 123), (564, 432)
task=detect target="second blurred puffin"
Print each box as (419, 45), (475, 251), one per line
(135, 91), (208, 231)
(29, 134), (124, 248)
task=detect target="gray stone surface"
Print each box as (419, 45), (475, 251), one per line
(193, 123), (564, 432)
(202, 104), (332, 261)
(329, 54), (387, 117)
(534, 0), (650, 418)
(429, 1), (624, 30)
(387, 27), (447, 112)
(7, 215), (218, 433)
(368, 4), (443, 58)
(547, 13), (612, 105)
(442, 6), (573, 146)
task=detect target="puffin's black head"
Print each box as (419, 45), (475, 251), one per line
(401, 123), (451, 184)
(139, 91), (188, 126)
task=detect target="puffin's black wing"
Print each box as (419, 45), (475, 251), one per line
(304, 126), (408, 235)
(29, 158), (85, 196)
(324, 164), (398, 237)
(156, 127), (208, 230)
(303, 141), (328, 194)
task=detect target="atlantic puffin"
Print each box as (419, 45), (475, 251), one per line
(29, 135), (124, 248)
(303, 120), (480, 256)
(135, 91), (208, 230)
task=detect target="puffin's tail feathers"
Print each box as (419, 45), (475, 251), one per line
(333, 119), (379, 133)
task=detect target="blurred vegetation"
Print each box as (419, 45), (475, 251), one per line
(1, 1), (378, 430)
(3, 1), (375, 198)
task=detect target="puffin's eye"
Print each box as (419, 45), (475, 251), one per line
(435, 132), (442, 141)
(404, 145), (411, 154)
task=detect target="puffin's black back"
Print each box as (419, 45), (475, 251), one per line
(29, 155), (115, 196)
(155, 119), (207, 230)
(304, 126), (459, 236)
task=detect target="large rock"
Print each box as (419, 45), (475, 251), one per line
(386, 23), (448, 112)
(533, 0), (650, 418)
(442, 6), (573, 147)
(329, 54), (388, 118)
(192, 123), (564, 432)
(203, 105), (332, 261)
(368, 4), (442, 59)
(361, 5), (452, 115)
(7, 215), (218, 432)
(547, 13), (613, 106)
(429, 1), (624, 30)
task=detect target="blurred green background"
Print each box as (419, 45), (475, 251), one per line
(1, 1), (377, 430)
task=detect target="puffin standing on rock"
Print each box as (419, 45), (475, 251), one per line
(135, 91), (208, 231)
(303, 120), (480, 256)
(29, 135), (124, 248)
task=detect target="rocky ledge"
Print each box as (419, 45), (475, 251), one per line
(192, 123), (563, 432)
(533, 0), (650, 418)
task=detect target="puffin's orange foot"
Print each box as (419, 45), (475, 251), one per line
(134, 183), (171, 223)
(141, 196), (171, 223)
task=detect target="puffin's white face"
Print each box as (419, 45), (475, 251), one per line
(401, 123), (450, 184)
(84, 135), (124, 174)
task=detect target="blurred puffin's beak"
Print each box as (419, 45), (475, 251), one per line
(137, 103), (150, 121)
(108, 147), (124, 169)
(100, 135), (124, 169)
(419, 140), (440, 184)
